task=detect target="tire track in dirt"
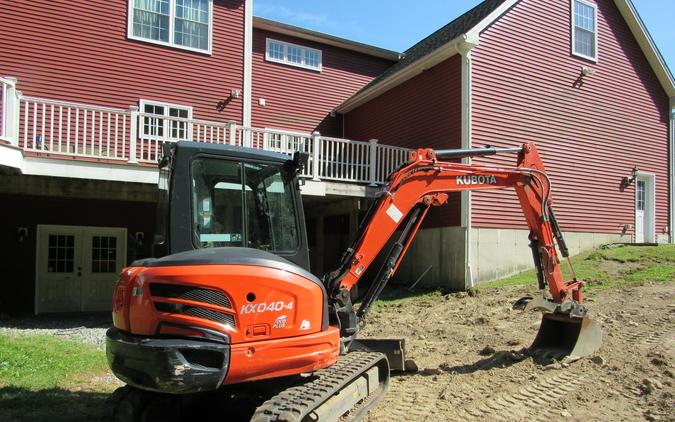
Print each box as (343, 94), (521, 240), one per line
(448, 371), (586, 421)
(367, 367), (588, 421)
(363, 283), (675, 421)
(620, 314), (674, 347)
(367, 375), (448, 421)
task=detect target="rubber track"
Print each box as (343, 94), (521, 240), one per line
(251, 351), (387, 422)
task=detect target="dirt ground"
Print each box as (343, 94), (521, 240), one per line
(360, 282), (674, 421)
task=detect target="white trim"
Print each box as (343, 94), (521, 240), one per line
(265, 38), (322, 72)
(22, 156), (159, 184)
(127, 0), (213, 55)
(0, 142), (24, 170)
(243, 0), (253, 127)
(336, 40), (461, 113)
(254, 17), (401, 61)
(139, 99), (193, 115)
(139, 99), (193, 141)
(571, 0), (599, 62)
(458, 40), (476, 289)
(613, 0), (675, 96)
(465, 0), (519, 38)
(670, 97), (674, 243)
(634, 171), (656, 243)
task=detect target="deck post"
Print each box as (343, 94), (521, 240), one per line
(312, 131), (321, 180)
(2, 77), (19, 146)
(368, 138), (379, 186)
(129, 105), (139, 164)
(228, 122), (237, 145)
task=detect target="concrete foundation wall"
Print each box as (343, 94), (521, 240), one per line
(470, 227), (631, 283)
(394, 226), (467, 290)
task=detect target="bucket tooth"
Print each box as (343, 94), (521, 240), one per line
(530, 313), (602, 359)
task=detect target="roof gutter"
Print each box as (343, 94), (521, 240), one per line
(336, 34), (477, 113)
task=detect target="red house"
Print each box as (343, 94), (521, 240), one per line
(338, 0), (674, 286)
(0, 0), (399, 314)
(0, 0), (672, 314)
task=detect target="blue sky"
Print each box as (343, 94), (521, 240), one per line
(254, 0), (674, 75)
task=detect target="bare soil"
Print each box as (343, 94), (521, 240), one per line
(361, 282), (675, 421)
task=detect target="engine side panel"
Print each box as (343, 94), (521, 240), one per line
(124, 264), (326, 345)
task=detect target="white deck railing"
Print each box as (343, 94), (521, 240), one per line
(20, 96), (131, 161)
(1, 77), (411, 185)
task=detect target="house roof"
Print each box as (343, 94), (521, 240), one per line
(613, 0), (674, 97)
(336, 0), (675, 113)
(253, 17), (401, 61)
(358, 0), (508, 93)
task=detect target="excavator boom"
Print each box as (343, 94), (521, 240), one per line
(325, 143), (601, 358)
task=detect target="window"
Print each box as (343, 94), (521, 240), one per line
(191, 157), (300, 252)
(266, 38), (322, 71)
(92, 236), (118, 273)
(572, 0), (598, 61)
(636, 180), (645, 211)
(129, 0), (212, 54)
(140, 100), (192, 140)
(48, 235), (75, 273)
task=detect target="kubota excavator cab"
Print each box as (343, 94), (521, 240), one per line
(153, 141), (311, 267)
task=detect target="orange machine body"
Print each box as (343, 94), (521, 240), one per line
(110, 256), (339, 386)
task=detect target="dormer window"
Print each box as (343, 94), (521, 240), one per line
(572, 0), (598, 61)
(128, 0), (213, 54)
(266, 39), (322, 71)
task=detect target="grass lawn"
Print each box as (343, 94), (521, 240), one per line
(373, 244), (675, 307)
(485, 243), (675, 289)
(0, 334), (114, 422)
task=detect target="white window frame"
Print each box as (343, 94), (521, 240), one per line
(127, 0), (213, 55)
(265, 38), (322, 72)
(139, 99), (193, 141)
(571, 0), (599, 62)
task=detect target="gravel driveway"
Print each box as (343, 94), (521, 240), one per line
(0, 313), (111, 350)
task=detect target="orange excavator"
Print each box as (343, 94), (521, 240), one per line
(105, 141), (601, 421)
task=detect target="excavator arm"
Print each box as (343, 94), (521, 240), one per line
(325, 143), (598, 356)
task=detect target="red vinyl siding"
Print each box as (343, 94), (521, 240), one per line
(344, 56), (463, 227)
(251, 29), (394, 136)
(471, 0), (669, 235)
(0, 0), (244, 124)
(344, 56), (462, 150)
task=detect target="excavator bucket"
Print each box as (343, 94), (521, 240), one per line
(530, 313), (602, 359)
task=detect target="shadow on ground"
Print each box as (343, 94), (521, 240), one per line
(0, 386), (109, 422)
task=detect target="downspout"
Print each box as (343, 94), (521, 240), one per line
(670, 97), (674, 243)
(243, 0), (253, 127)
(457, 33), (479, 289)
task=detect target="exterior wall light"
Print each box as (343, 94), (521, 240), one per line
(621, 165), (639, 187)
(17, 227), (28, 242)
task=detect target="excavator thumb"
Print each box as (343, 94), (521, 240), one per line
(526, 297), (602, 359)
